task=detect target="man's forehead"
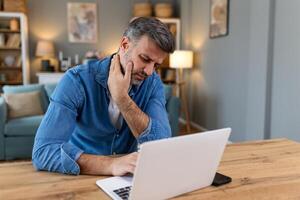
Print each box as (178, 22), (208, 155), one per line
(135, 36), (167, 62)
(141, 52), (166, 65)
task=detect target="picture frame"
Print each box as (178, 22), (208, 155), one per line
(67, 3), (97, 43)
(209, 0), (229, 38)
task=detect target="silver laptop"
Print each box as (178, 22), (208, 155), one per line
(96, 128), (231, 200)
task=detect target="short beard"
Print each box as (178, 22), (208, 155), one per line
(122, 48), (145, 86)
(121, 49), (132, 75)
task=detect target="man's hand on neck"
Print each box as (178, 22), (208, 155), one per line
(108, 54), (132, 103)
(107, 54), (150, 138)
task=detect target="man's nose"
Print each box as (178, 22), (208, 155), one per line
(143, 64), (154, 76)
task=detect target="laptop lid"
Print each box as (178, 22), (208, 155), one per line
(129, 128), (231, 200)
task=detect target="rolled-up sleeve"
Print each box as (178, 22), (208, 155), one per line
(32, 70), (85, 175)
(138, 80), (171, 144)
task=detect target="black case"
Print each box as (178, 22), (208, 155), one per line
(212, 172), (232, 186)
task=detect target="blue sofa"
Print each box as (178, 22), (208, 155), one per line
(0, 83), (180, 160)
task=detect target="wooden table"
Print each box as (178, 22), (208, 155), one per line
(1, 138), (300, 200)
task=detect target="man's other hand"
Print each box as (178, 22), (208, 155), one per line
(110, 152), (138, 176)
(108, 54), (133, 103)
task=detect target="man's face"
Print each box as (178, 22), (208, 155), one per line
(119, 35), (168, 85)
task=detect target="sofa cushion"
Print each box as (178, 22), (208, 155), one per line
(3, 84), (49, 112)
(4, 91), (44, 119)
(44, 83), (57, 98)
(4, 115), (44, 137)
(163, 84), (173, 102)
(5, 136), (35, 160)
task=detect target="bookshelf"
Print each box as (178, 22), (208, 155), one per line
(0, 12), (29, 87)
(156, 18), (180, 84)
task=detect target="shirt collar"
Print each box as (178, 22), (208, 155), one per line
(94, 55), (112, 89)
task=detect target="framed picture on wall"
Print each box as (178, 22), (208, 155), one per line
(209, 0), (229, 38)
(67, 3), (97, 43)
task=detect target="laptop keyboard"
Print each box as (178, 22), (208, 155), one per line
(113, 186), (131, 200)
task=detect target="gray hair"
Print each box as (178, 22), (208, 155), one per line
(123, 17), (175, 53)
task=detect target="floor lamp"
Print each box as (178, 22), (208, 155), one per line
(170, 50), (193, 133)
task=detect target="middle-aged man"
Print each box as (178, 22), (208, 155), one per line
(32, 17), (175, 176)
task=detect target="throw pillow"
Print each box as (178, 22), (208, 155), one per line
(2, 84), (49, 113)
(4, 91), (44, 119)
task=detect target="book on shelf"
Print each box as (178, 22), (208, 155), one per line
(15, 55), (22, 67)
(5, 33), (21, 48)
(0, 33), (5, 47)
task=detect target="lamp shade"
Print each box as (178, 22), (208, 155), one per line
(170, 50), (193, 69)
(35, 40), (55, 58)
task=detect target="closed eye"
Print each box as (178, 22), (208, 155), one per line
(139, 55), (151, 63)
(139, 54), (161, 69)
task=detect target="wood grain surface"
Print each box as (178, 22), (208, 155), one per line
(1, 138), (300, 200)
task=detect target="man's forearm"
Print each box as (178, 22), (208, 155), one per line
(77, 153), (113, 175)
(117, 94), (149, 138)
(77, 152), (138, 176)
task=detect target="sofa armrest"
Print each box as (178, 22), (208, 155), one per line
(0, 96), (7, 159)
(166, 96), (180, 137)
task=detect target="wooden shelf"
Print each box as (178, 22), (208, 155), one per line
(0, 47), (21, 50)
(0, 66), (21, 70)
(0, 80), (22, 85)
(0, 29), (20, 33)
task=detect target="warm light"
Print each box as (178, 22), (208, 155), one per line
(35, 40), (55, 58)
(170, 50), (193, 69)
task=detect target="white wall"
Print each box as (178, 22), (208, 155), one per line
(179, 0), (300, 142)
(180, 0), (274, 142)
(270, 0), (300, 141)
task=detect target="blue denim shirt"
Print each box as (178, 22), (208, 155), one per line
(32, 55), (171, 175)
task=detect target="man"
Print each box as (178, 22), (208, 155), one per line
(32, 17), (175, 176)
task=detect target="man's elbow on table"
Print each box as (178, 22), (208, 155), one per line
(32, 147), (47, 172)
(32, 143), (82, 175)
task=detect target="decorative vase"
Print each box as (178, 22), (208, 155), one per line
(154, 3), (173, 18)
(4, 55), (15, 67)
(133, 3), (152, 17)
(10, 18), (19, 31)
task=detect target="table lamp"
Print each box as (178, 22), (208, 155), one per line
(36, 40), (55, 72)
(170, 50), (193, 133)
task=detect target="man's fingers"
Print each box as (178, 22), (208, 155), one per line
(114, 54), (122, 73)
(109, 55), (117, 74)
(129, 158), (137, 165)
(125, 61), (133, 80)
(126, 164), (136, 174)
(129, 153), (138, 166)
(131, 152), (138, 159)
(128, 152), (138, 159)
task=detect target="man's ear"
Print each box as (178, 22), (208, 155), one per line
(120, 37), (130, 53)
